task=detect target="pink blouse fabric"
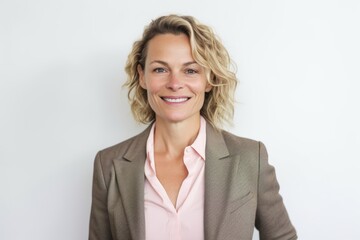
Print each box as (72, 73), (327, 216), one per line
(144, 117), (206, 240)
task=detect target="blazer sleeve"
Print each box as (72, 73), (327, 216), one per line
(89, 152), (113, 240)
(255, 142), (298, 240)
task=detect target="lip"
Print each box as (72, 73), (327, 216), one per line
(161, 96), (190, 103)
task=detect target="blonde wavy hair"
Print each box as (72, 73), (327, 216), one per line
(124, 14), (237, 129)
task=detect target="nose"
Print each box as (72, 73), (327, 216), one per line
(166, 72), (183, 91)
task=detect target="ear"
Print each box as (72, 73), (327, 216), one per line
(137, 64), (147, 89)
(205, 70), (213, 92)
(205, 83), (212, 92)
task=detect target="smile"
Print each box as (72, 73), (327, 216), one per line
(161, 97), (190, 103)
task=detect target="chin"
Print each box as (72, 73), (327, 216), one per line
(157, 112), (200, 124)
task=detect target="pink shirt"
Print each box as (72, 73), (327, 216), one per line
(144, 117), (206, 240)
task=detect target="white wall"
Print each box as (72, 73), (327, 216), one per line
(1, 0), (359, 239)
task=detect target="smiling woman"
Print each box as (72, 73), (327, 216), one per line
(89, 15), (297, 240)
(125, 15), (237, 129)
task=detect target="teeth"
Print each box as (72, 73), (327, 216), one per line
(163, 97), (188, 103)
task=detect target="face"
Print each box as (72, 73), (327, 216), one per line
(138, 33), (212, 125)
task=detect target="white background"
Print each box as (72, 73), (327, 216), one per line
(1, 0), (359, 239)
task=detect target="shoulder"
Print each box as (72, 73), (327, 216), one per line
(93, 125), (151, 180)
(98, 125), (151, 160)
(219, 129), (264, 156)
(98, 135), (139, 160)
(221, 130), (259, 147)
(206, 123), (266, 159)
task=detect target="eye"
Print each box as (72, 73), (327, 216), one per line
(185, 68), (198, 74)
(153, 68), (166, 73)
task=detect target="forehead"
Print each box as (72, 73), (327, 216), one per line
(148, 33), (190, 46)
(145, 33), (193, 62)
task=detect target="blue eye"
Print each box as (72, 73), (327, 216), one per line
(154, 68), (166, 73)
(185, 69), (198, 74)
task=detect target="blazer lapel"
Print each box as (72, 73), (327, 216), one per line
(204, 125), (232, 240)
(111, 123), (239, 240)
(113, 125), (152, 240)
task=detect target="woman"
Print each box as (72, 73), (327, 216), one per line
(89, 15), (297, 240)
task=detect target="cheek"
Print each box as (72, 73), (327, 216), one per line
(191, 81), (210, 93)
(144, 80), (164, 101)
(143, 73), (165, 92)
(146, 81), (161, 94)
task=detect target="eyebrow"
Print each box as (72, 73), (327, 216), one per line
(149, 60), (198, 67)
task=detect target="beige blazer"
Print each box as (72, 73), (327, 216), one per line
(89, 124), (297, 240)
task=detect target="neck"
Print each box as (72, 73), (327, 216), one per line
(153, 116), (201, 157)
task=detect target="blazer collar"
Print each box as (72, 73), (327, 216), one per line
(123, 124), (153, 162)
(113, 124), (152, 240)
(204, 125), (232, 240)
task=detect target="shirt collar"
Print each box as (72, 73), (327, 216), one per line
(190, 116), (206, 160)
(146, 116), (207, 165)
